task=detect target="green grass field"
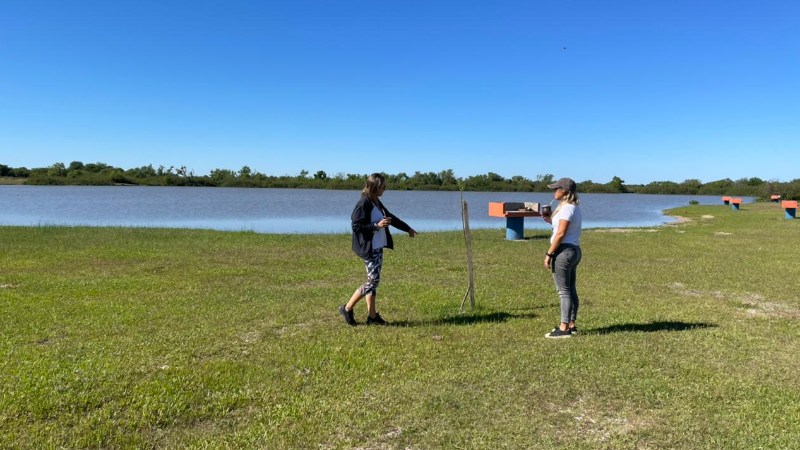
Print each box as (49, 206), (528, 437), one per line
(1, 202), (799, 449)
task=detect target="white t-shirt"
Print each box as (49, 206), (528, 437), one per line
(550, 203), (582, 246)
(370, 201), (387, 250)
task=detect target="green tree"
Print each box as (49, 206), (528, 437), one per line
(211, 168), (236, 182)
(9, 167), (29, 177)
(487, 172), (505, 183)
(438, 169), (457, 186)
(68, 161), (84, 171)
(678, 179), (702, 194)
(84, 162), (111, 173)
(608, 176), (627, 193)
(48, 162), (67, 177)
(534, 174), (555, 191)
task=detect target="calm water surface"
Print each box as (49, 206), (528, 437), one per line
(0, 186), (752, 234)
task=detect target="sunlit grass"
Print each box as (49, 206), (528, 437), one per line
(1, 202), (799, 449)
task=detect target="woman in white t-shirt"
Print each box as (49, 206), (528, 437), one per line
(542, 178), (583, 338)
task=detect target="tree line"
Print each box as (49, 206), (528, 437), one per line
(2, 161), (798, 200)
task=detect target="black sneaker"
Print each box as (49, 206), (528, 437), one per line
(339, 305), (356, 326)
(569, 326), (578, 335)
(366, 313), (387, 326)
(545, 327), (572, 338)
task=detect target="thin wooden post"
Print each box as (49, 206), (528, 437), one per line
(461, 199), (475, 310)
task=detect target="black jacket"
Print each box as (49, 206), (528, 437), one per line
(351, 194), (412, 258)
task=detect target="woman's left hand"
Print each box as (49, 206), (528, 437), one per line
(409, 229), (417, 238)
(544, 255), (551, 269)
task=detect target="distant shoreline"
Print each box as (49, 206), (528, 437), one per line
(2, 162), (789, 198)
(0, 177), (25, 185)
(0, 179), (769, 198)
(0, 182), (761, 198)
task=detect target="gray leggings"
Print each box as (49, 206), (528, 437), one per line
(551, 245), (582, 324)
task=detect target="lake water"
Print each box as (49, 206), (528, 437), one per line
(0, 186), (752, 234)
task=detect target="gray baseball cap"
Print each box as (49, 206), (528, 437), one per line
(547, 177), (577, 192)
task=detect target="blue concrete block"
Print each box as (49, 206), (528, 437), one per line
(732, 203), (740, 210)
(786, 208), (796, 219)
(506, 217), (524, 240)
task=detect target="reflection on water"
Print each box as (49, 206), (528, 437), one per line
(0, 185), (752, 234)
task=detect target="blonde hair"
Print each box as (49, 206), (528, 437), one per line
(553, 189), (580, 216)
(362, 173), (386, 202)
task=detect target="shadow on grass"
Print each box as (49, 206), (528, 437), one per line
(390, 311), (537, 327)
(590, 321), (716, 335)
(514, 235), (549, 241)
(506, 305), (551, 312)
(523, 234), (550, 241)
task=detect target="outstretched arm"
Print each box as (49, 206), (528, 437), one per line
(382, 206), (417, 237)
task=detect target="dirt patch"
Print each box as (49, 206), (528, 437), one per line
(383, 426), (403, 439)
(671, 282), (743, 300)
(349, 426), (408, 450)
(595, 229), (659, 233)
(0, 284), (17, 289)
(670, 283), (799, 318)
(714, 232), (733, 236)
(666, 215), (693, 225)
(701, 215), (715, 219)
(276, 319), (326, 337)
(240, 330), (262, 344)
(567, 396), (651, 443)
(739, 295), (800, 319)
(149, 404), (261, 446)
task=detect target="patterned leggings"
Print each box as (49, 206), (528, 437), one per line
(359, 249), (384, 296)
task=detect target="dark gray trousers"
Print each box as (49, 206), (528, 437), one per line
(551, 245), (582, 324)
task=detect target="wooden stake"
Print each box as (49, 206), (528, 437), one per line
(461, 199), (475, 310)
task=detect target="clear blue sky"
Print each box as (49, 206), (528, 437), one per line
(1, 0), (798, 184)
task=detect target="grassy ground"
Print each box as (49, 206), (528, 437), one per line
(0, 177), (26, 185)
(1, 202), (799, 449)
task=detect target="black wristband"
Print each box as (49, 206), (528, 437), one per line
(546, 252), (555, 257)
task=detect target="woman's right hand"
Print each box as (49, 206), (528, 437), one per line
(378, 218), (392, 228)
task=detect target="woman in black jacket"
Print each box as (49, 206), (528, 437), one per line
(339, 173), (417, 326)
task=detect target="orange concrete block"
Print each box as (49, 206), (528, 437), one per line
(771, 195), (781, 200)
(722, 197), (731, 201)
(731, 198), (742, 204)
(783, 201), (798, 209)
(488, 202), (507, 218)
